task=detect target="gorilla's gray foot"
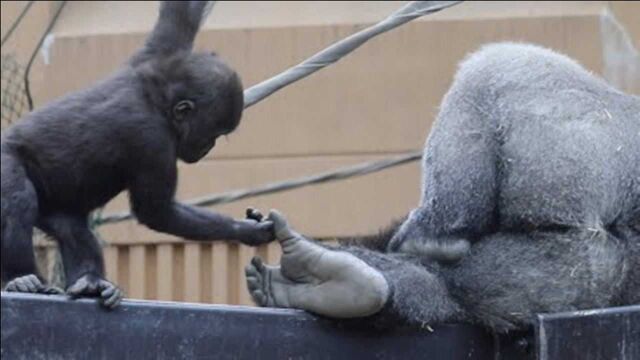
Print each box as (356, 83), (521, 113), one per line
(4, 274), (63, 295)
(67, 274), (123, 309)
(245, 210), (389, 318)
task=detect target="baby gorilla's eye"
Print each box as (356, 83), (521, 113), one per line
(173, 100), (195, 120)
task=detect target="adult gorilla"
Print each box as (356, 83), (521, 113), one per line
(246, 43), (639, 332)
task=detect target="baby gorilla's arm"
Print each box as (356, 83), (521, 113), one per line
(245, 211), (463, 326)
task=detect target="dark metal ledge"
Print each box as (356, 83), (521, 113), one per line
(1, 292), (638, 359)
(536, 305), (640, 360)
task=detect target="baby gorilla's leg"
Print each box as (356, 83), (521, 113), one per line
(245, 210), (389, 318)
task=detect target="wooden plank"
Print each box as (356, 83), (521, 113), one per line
(237, 245), (256, 306)
(210, 243), (229, 304)
(103, 246), (119, 284)
(128, 245), (146, 299)
(173, 245), (185, 302)
(116, 247), (129, 296)
(200, 245), (213, 304)
(183, 243), (202, 302)
(155, 245), (174, 301)
(144, 245), (157, 300)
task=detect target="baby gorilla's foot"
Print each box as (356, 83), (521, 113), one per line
(67, 274), (123, 309)
(4, 274), (63, 295)
(245, 210), (389, 318)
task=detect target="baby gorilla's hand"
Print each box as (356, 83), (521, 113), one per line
(66, 273), (123, 309)
(234, 207), (275, 246)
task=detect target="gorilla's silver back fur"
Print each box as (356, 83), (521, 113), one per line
(390, 43), (639, 265)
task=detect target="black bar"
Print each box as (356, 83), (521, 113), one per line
(535, 305), (640, 360)
(1, 292), (502, 360)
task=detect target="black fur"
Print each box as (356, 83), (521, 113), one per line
(1, 1), (273, 305)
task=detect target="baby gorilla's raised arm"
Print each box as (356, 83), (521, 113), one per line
(131, 1), (215, 64)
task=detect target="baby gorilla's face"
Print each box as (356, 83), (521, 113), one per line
(173, 53), (244, 163)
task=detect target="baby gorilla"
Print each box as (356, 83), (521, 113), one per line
(246, 43), (639, 332)
(1, 1), (274, 308)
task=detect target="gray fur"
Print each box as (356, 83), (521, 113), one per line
(247, 43), (639, 333)
(369, 42), (639, 330)
(389, 42), (639, 261)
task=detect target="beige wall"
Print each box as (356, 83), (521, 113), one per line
(2, 1), (639, 305)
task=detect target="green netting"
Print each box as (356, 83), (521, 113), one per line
(0, 53), (28, 129)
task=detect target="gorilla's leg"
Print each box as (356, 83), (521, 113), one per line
(38, 214), (122, 308)
(1, 150), (49, 293)
(446, 230), (628, 332)
(246, 210), (389, 318)
(246, 211), (463, 325)
(389, 90), (498, 262)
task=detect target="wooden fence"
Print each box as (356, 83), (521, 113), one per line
(34, 240), (294, 306)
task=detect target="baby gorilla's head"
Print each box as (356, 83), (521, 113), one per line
(137, 51), (244, 163)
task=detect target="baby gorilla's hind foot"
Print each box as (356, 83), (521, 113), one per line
(245, 210), (389, 318)
(67, 274), (123, 309)
(4, 274), (64, 295)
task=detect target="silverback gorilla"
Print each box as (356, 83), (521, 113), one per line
(246, 43), (640, 332)
(1, 1), (273, 307)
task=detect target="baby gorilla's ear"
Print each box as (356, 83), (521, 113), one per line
(173, 100), (195, 121)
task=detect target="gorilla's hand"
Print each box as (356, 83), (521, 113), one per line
(67, 274), (123, 309)
(4, 274), (63, 295)
(233, 207), (275, 246)
(245, 210), (389, 318)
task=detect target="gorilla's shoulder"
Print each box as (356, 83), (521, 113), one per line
(451, 42), (615, 94)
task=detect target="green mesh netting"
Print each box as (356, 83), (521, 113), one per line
(1, 53), (29, 130)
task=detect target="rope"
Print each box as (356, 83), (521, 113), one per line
(95, 150), (422, 225)
(24, 1), (67, 110)
(0, 1), (34, 47)
(243, 1), (462, 108)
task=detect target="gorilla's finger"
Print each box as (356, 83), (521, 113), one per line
(246, 278), (261, 290)
(267, 209), (296, 241)
(25, 275), (43, 292)
(103, 289), (122, 309)
(101, 285), (116, 299)
(251, 290), (267, 306)
(246, 207), (264, 222)
(251, 256), (265, 272)
(43, 286), (64, 295)
(258, 221), (275, 241)
(67, 278), (90, 298)
(14, 280), (29, 293)
(24, 281), (40, 293)
(4, 281), (18, 292)
(245, 264), (260, 279)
